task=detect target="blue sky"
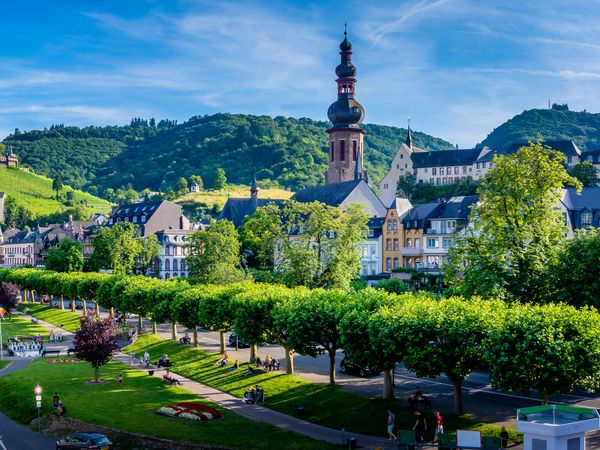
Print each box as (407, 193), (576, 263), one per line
(2, 0), (600, 147)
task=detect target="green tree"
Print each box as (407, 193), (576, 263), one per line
(395, 174), (417, 200)
(186, 219), (243, 284)
(52, 175), (63, 201)
(44, 238), (84, 272)
(446, 143), (581, 301)
(175, 177), (188, 195)
(570, 161), (598, 187)
(134, 235), (160, 275)
(374, 278), (407, 294)
(549, 228), (600, 307)
(275, 289), (346, 384)
(486, 303), (600, 404)
(213, 168), (227, 190)
(238, 203), (283, 269)
(89, 223), (143, 274)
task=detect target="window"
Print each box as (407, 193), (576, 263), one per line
(340, 140), (345, 161)
(132, 216), (138, 223)
(454, 167), (459, 175)
(393, 219), (398, 230)
(424, 168), (428, 173)
(581, 211), (593, 228)
(108, 218), (113, 225)
(476, 163), (480, 169)
(440, 167), (444, 175)
(432, 168), (437, 176)
(393, 258), (399, 268)
(462, 166), (467, 174)
(164, 259), (170, 271)
(368, 228), (374, 237)
(384, 183), (388, 189)
(400, 154), (404, 159)
(387, 221), (392, 230)
(173, 259), (179, 271)
(436, 178), (441, 185)
(447, 167), (451, 175)
(330, 141), (335, 161)
(415, 238), (420, 248)
(396, 164), (399, 169)
(353, 140), (358, 161)
(447, 220), (456, 229)
(482, 162), (487, 168)
(442, 238), (452, 248)
(393, 239), (399, 251)
(430, 178), (434, 184)
(406, 238), (412, 247)
(386, 258), (392, 271)
(386, 239), (392, 251)
(141, 216), (146, 223)
(567, 156), (572, 164)
(490, 162), (493, 168)
(427, 238), (438, 248)
(442, 177), (447, 184)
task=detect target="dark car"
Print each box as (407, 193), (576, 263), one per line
(228, 332), (250, 349)
(56, 432), (113, 449)
(340, 357), (381, 377)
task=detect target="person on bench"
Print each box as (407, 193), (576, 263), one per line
(163, 370), (181, 386)
(157, 354), (170, 368)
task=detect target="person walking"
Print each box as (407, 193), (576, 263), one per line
(413, 410), (427, 443)
(500, 426), (509, 448)
(129, 351), (135, 366)
(144, 351), (150, 368)
(387, 409), (398, 441)
(434, 410), (444, 443)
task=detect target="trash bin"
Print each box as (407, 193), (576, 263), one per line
(346, 437), (357, 449)
(296, 406), (305, 416)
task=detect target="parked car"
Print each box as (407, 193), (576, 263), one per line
(56, 432), (113, 449)
(228, 332), (250, 349)
(340, 357), (381, 377)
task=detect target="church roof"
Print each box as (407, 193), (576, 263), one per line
(412, 148), (481, 168)
(218, 198), (286, 228)
(506, 140), (581, 156)
(291, 180), (362, 207)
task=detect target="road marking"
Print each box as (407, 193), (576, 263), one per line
(0, 436), (7, 450)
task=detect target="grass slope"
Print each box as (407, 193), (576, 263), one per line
(175, 185), (293, 210)
(0, 357), (334, 450)
(0, 167), (111, 216)
(23, 305), (81, 333)
(1, 314), (54, 339)
(127, 334), (521, 442)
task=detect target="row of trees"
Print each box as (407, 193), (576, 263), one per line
(4, 267), (600, 415)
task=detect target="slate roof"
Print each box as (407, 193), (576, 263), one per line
(291, 180), (362, 207)
(411, 148), (482, 168)
(506, 140), (581, 156)
(218, 198), (286, 228)
(402, 201), (443, 221)
(437, 195), (479, 219)
(110, 200), (163, 219)
(367, 217), (384, 239)
(562, 187), (600, 211)
(581, 148), (600, 164)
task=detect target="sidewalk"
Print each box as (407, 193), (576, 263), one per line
(21, 313), (399, 449)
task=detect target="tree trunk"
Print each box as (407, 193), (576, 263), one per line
(60, 295), (64, 310)
(542, 392), (549, 405)
(94, 301), (100, 315)
(249, 345), (257, 364)
(219, 331), (225, 354)
(82, 299), (87, 313)
(31, 290), (36, 303)
(109, 307), (115, 318)
(284, 346), (294, 374)
(137, 314), (142, 332)
(193, 328), (198, 347)
(451, 378), (464, 415)
(94, 366), (100, 383)
(152, 321), (157, 334)
(171, 322), (178, 340)
(71, 297), (76, 312)
(383, 368), (396, 400)
(23, 289), (28, 303)
(328, 350), (336, 385)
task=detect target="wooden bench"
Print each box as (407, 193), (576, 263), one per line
(42, 349), (61, 357)
(162, 374), (181, 386)
(67, 348), (76, 355)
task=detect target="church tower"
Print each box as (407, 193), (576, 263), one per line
(325, 28), (367, 184)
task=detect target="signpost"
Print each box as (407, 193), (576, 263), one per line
(34, 385), (42, 431)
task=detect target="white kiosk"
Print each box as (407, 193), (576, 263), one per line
(517, 405), (600, 450)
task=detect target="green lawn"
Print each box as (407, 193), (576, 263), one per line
(1, 315), (54, 340)
(0, 361), (10, 370)
(23, 305), (81, 333)
(127, 335), (521, 442)
(0, 357), (336, 450)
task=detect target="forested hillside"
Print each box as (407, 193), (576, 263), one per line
(480, 106), (600, 151)
(3, 114), (454, 196)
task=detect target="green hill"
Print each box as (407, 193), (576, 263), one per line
(3, 114), (454, 196)
(479, 106), (600, 151)
(0, 166), (112, 227)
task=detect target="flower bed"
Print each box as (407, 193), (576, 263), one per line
(156, 402), (222, 421)
(46, 359), (80, 364)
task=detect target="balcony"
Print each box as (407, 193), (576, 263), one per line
(416, 263), (442, 272)
(401, 247), (423, 256)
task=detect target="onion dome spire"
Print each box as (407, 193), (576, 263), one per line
(406, 119), (413, 149)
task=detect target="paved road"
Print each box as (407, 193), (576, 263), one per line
(0, 359), (56, 450)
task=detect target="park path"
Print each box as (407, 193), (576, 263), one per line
(20, 313), (400, 449)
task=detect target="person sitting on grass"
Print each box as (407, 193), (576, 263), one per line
(225, 360), (240, 372)
(243, 366), (255, 376)
(163, 370), (182, 386)
(157, 354), (170, 368)
(215, 351), (229, 367)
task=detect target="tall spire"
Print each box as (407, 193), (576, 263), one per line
(405, 118), (413, 149)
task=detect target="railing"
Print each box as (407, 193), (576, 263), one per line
(401, 247), (423, 256)
(416, 263), (442, 272)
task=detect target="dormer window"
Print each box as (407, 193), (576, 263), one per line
(132, 216), (138, 223)
(141, 216), (146, 223)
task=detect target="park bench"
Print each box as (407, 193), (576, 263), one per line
(162, 374), (181, 386)
(67, 348), (76, 355)
(31, 318), (39, 324)
(42, 349), (60, 357)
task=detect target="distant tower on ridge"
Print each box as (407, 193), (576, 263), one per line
(325, 26), (367, 184)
